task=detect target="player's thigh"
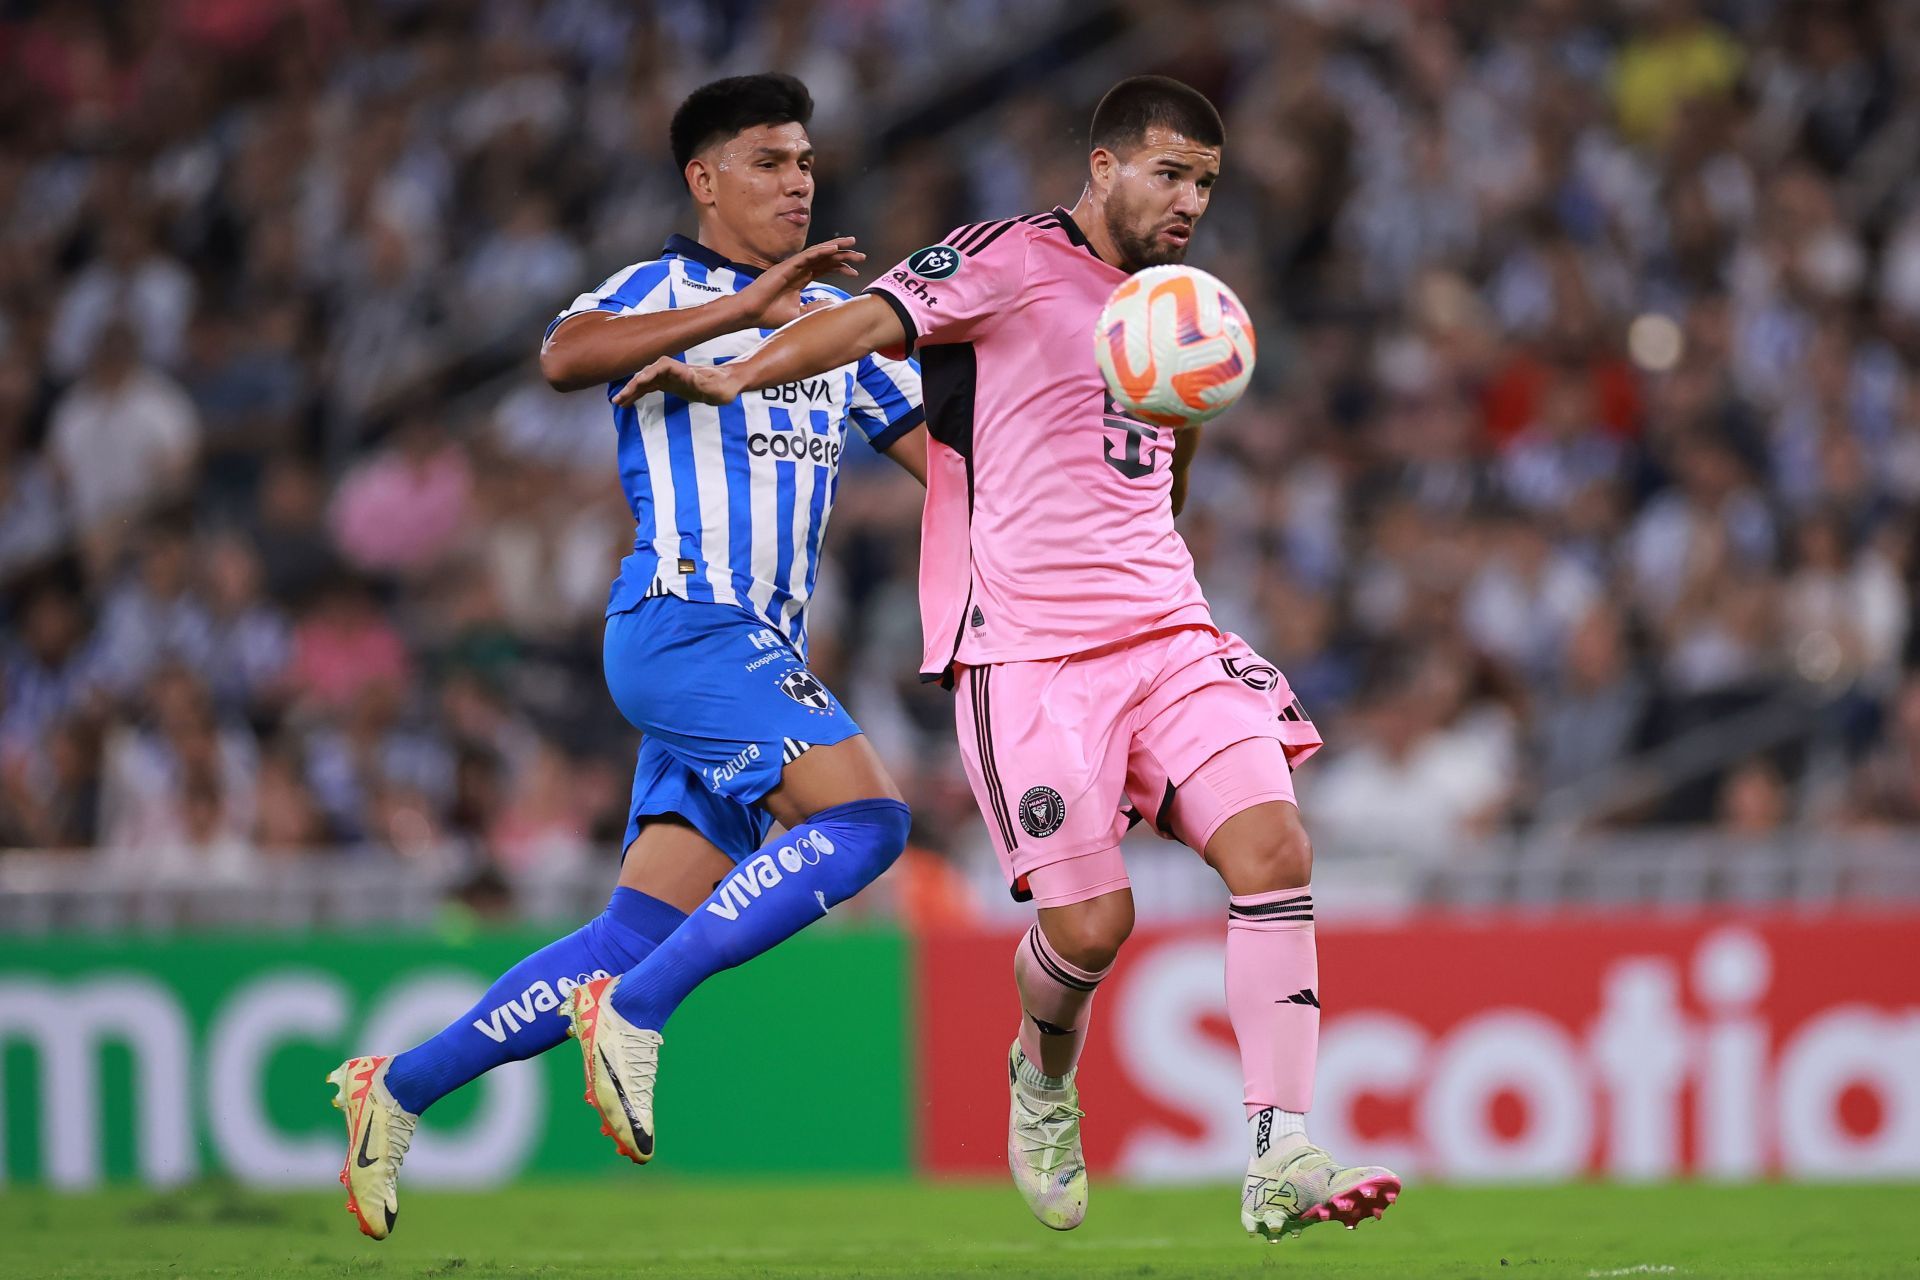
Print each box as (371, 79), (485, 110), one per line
(1193, 794), (1312, 897)
(1127, 630), (1323, 794)
(604, 597), (868, 822)
(616, 737), (769, 905)
(618, 817), (735, 913)
(1132, 734), (1310, 893)
(759, 733), (902, 830)
(1164, 733), (1307, 869)
(1124, 631), (1320, 890)
(953, 659), (1136, 904)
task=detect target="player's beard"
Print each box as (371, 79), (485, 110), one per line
(1105, 190), (1189, 272)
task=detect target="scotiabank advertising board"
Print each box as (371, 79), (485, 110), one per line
(916, 913), (1920, 1181)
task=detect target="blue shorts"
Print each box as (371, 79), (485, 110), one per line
(604, 595), (861, 862)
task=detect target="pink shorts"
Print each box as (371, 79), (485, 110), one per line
(954, 625), (1322, 907)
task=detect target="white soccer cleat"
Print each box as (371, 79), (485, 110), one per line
(1241, 1141), (1401, 1240)
(565, 975), (661, 1164)
(1006, 1042), (1089, 1230)
(326, 1055), (418, 1241)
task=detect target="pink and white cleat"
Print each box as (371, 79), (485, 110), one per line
(1241, 1142), (1401, 1241)
(1006, 1042), (1088, 1231)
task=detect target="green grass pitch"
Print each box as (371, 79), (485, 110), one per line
(3, 1179), (1915, 1279)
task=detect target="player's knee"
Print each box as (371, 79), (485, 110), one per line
(1249, 822), (1313, 890)
(1042, 896), (1134, 973)
(1212, 815), (1313, 893)
(805, 797), (911, 899)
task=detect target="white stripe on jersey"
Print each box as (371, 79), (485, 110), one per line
(783, 431), (816, 635)
(614, 267), (686, 595)
(746, 421), (781, 619)
(595, 262), (646, 304)
(638, 400), (684, 595)
(688, 397), (737, 607)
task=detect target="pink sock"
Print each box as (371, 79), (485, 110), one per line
(1013, 923), (1109, 1081)
(1226, 886), (1318, 1117)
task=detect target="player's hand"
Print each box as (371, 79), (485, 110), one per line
(739, 236), (864, 329)
(614, 357), (742, 407)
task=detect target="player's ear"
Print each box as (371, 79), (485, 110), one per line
(1089, 146), (1116, 193)
(684, 156), (716, 209)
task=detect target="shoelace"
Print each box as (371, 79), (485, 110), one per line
(1015, 1097), (1085, 1175)
(1264, 1146), (1351, 1210)
(613, 1026), (663, 1099)
(1280, 1146), (1331, 1177)
(378, 1103), (418, 1198)
(387, 1109), (417, 1160)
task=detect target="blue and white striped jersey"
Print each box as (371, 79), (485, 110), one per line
(548, 235), (923, 654)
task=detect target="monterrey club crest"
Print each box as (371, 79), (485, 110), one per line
(1018, 785), (1066, 839)
(906, 244), (961, 280)
(779, 669), (833, 711)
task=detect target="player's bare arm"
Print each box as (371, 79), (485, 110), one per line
(883, 424), (929, 486)
(541, 237), (864, 391)
(613, 292), (905, 407)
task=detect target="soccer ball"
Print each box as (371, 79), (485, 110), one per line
(1093, 264), (1257, 428)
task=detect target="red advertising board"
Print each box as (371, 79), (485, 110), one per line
(915, 912), (1920, 1181)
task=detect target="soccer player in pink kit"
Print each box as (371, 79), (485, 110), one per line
(618, 75), (1400, 1242)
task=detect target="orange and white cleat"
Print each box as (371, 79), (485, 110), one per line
(325, 1055), (418, 1241)
(564, 976), (662, 1164)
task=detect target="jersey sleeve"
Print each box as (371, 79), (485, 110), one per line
(861, 223), (1029, 357)
(543, 259), (674, 340)
(847, 351), (924, 452)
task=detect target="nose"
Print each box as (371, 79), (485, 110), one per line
(1172, 182), (1205, 218)
(786, 165), (811, 198)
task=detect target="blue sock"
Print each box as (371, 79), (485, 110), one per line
(608, 798), (910, 1030)
(384, 887), (687, 1114)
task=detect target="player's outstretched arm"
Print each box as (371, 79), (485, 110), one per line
(540, 238), (864, 392)
(614, 294), (907, 408)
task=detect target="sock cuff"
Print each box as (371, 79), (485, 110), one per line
(806, 797), (912, 827)
(1228, 886), (1313, 928)
(606, 886), (688, 944)
(1230, 884), (1312, 905)
(1013, 1046), (1071, 1094)
(1026, 922), (1110, 989)
(1249, 1106), (1309, 1147)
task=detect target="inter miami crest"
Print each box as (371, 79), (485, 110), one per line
(906, 244), (961, 280)
(778, 669), (833, 711)
(1018, 785), (1066, 838)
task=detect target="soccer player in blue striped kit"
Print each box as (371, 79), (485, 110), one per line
(325, 73), (926, 1240)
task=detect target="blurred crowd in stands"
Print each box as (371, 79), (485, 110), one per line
(5, 0), (1920, 884)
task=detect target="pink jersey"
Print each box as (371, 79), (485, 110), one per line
(864, 208), (1212, 680)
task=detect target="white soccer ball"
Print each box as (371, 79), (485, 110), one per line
(1093, 264), (1257, 428)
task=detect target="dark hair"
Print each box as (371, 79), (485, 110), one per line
(669, 73), (814, 172)
(1089, 75), (1224, 155)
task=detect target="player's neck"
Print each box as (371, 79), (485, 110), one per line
(694, 218), (775, 272)
(1065, 196), (1125, 271)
